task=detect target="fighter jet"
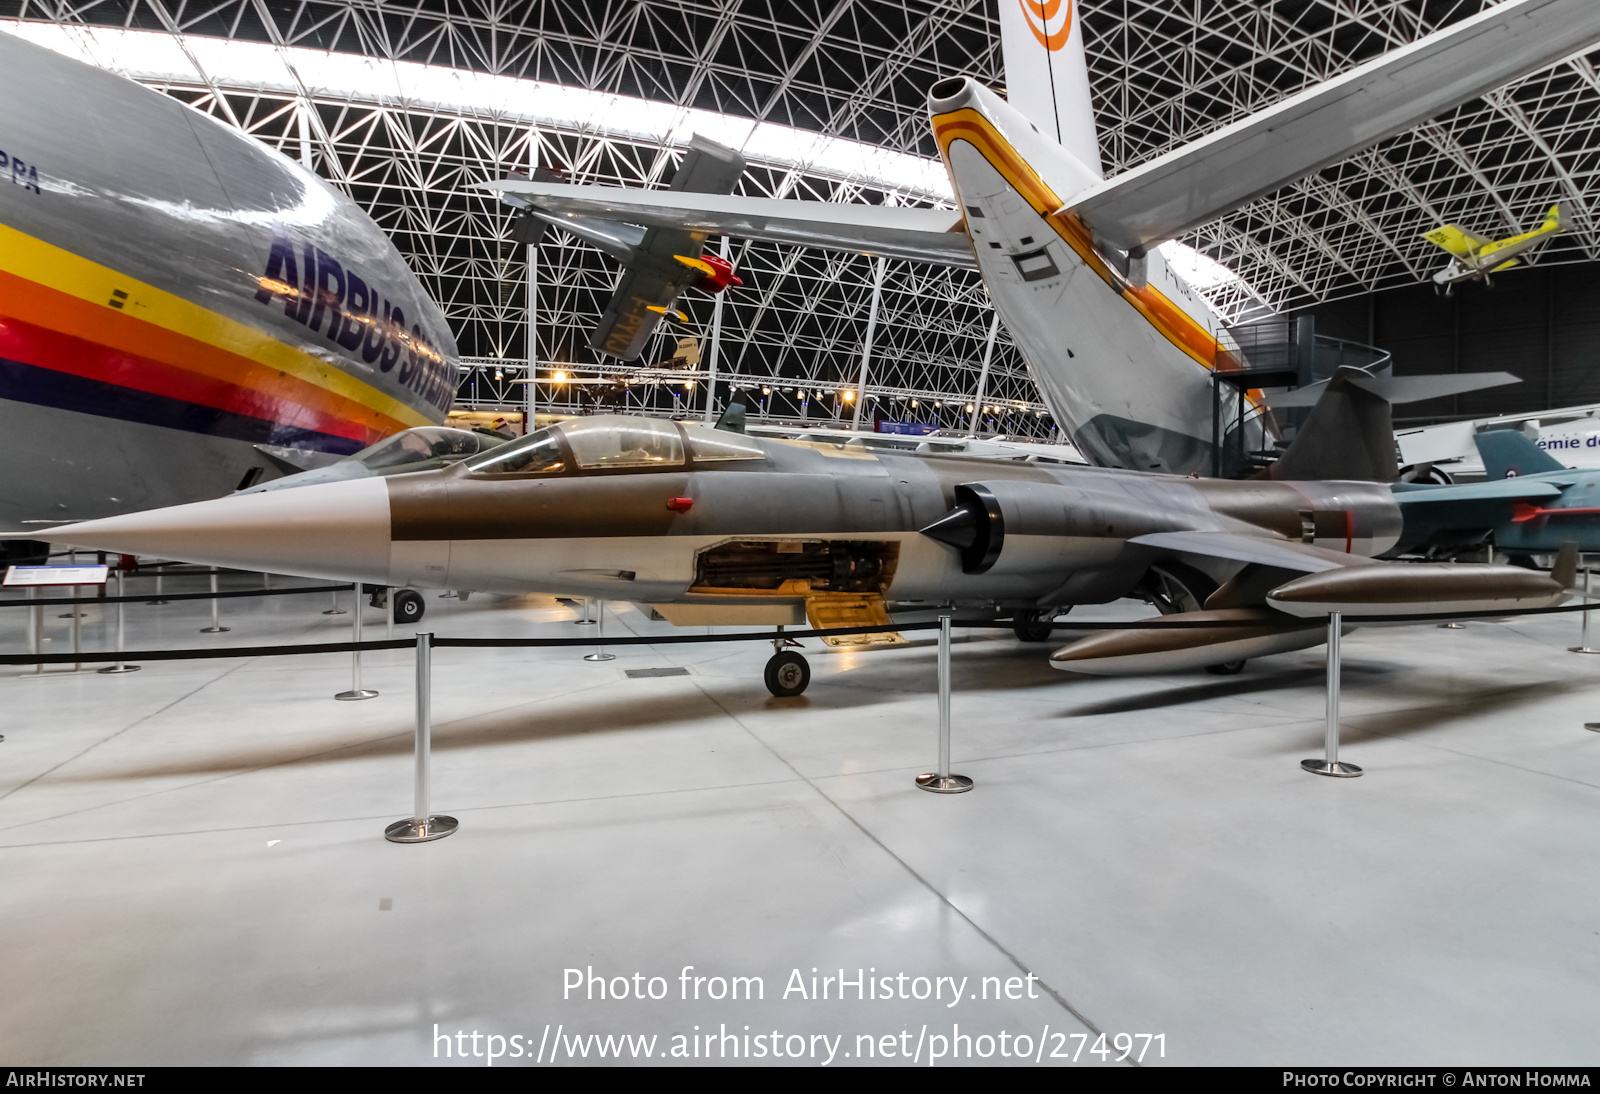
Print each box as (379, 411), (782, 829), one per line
(1391, 428), (1600, 559)
(476, 0), (1600, 478)
(27, 403), (1574, 694)
(0, 31), (458, 550)
(1425, 204), (1564, 293)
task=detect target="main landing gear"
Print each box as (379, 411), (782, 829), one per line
(1013, 608), (1065, 642)
(764, 627), (810, 697)
(364, 584), (427, 624)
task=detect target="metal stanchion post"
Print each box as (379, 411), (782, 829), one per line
(200, 568), (229, 633)
(28, 587), (41, 676)
(917, 613), (972, 793)
(584, 599), (616, 662)
(147, 569), (167, 606)
(336, 591), (378, 700)
(1302, 611), (1362, 777)
(385, 633), (457, 843)
(71, 584), (81, 671)
(98, 568), (139, 674)
(387, 587), (394, 642)
(323, 587), (347, 615)
(1571, 559), (1600, 654)
(574, 597), (597, 625)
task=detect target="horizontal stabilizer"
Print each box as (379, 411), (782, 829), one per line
(1068, 0), (1600, 252)
(475, 181), (975, 268)
(1128, 531), (1374, 574)
(1266, 368), (1521, 409)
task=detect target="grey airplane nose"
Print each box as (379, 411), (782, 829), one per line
(39, 476), (393, 585)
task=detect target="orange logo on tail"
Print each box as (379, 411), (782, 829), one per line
(1019, 0), (1072, 52)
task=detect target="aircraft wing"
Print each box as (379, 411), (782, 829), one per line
(1423, 224), (1489, 260)
(592, 254), (697, 360)
(476, 181), (976, 269)
(1128, 531), (1377, 573)
(1066, 0), (1600, 253)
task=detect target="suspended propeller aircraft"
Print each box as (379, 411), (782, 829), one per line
(1425, 204), (1564, 292)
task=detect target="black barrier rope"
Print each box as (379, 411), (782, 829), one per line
(0, 583), (354, 609)
(1, 599), (1597, 666)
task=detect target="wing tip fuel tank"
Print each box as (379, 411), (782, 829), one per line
(1049, 608), (1327, 676)
(1266, 563), (1570, 617)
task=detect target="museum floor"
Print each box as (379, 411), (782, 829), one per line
(3, 570), (1598, 1067)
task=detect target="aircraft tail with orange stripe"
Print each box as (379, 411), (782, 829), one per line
(997, 0), (1103, 181)
(928, 77), (1255, 475)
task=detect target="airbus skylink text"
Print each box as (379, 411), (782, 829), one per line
(563, 966), (1038, 1007)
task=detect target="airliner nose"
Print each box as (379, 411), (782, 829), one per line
(42, 476), (393, 585)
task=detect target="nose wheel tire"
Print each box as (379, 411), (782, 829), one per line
(764, 650), (810, 697)
(392, 589), (426, 625)
(1204, 660), (1246, 676)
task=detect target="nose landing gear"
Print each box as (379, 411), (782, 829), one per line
(764, 626), (810, 697)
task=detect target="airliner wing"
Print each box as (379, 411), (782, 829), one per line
(476, 181), (976, 268)
(1068, 0), (1600, 253)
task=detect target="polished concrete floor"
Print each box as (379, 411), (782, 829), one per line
(3, 568), (1600, 1066)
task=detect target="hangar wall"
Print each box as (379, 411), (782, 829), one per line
(1295, 261), (1600, 423)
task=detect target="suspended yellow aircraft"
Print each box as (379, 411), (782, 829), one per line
(1425, 204), (1563, 292)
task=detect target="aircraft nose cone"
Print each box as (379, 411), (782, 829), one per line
(44, 476), (393, 584)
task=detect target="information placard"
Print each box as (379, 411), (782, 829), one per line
(3, 565), (110, 587)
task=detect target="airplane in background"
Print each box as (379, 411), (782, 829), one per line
(0, 30), (458, 554)
(1425, 204), (1564, 293)
(500, 136), (747, 363)
(479, 0), (1600, 480)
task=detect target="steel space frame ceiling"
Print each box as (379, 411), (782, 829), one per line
(7, 0), (1600, 423)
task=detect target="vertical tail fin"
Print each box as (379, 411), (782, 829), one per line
(1474, 428), (1566, 479)
(1269, 367), (1398, 482)
(997, 0), (1104, 178)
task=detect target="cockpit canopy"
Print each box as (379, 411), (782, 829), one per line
(356, 426), (495, 471)
(464, 415), (766, 476)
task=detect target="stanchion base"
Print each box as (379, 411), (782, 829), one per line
(322, 608), (348, 616)
(1569, 647), (1600, 654)
(200, 626), (230, 634)
(335, 688), (379, 701)
(384, 815), (458, 843)
(96, 665), (141, 674)
(1437, 622), (1466, 629)
(145, 600), (169, 606)
(916, 773), (974, 794)
(573, 620), (597, 627)
(1301, 758), (1363, 777)
(584, 651), (616, 662)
